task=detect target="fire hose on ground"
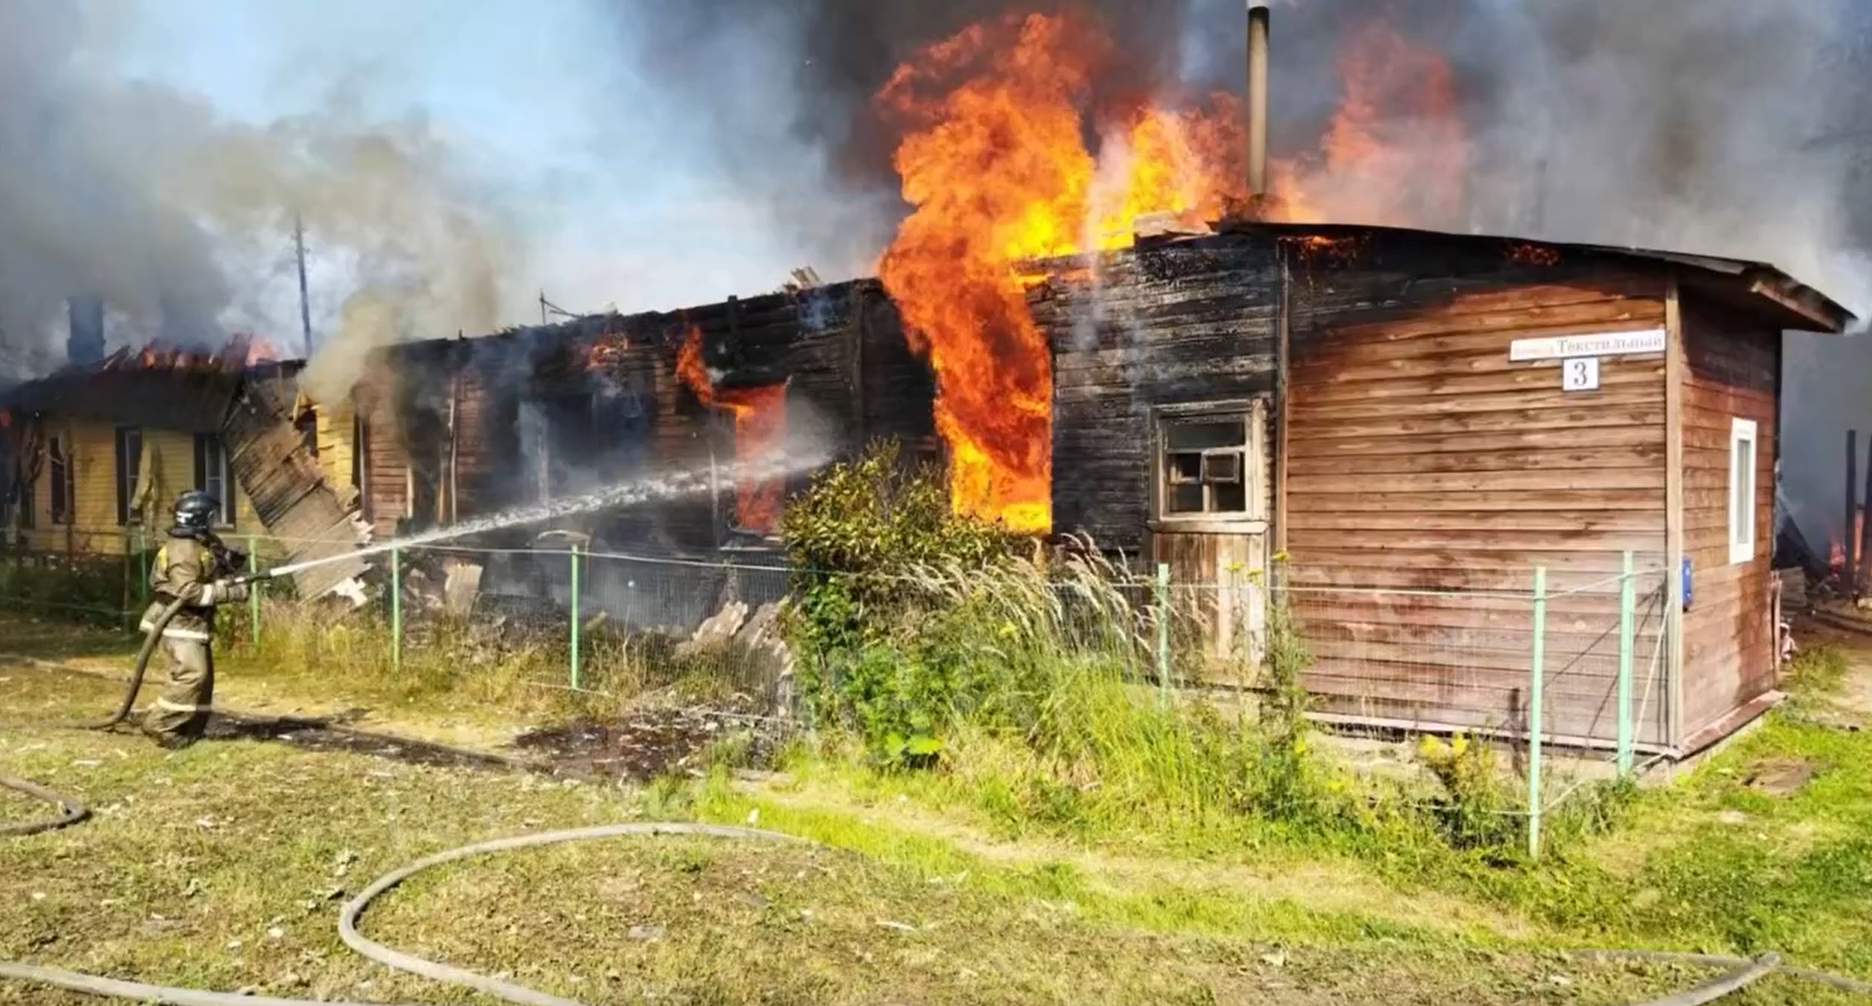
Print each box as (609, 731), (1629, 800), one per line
(6, 778), (1870, 1006)
(3, 595), (1872, 1004)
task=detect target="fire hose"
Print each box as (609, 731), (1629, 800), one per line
(2, 799), (1868, 1006)
(4, 581), (1871, 1004)
(79, 570), (276, 734)
(0, 575), (276, 842)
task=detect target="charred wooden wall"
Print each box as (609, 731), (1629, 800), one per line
(1282, 238), (1672, 746)
(1031, 236), (1280, 555)
(1677, 294), (1779, 743)
(222, 376), (371, 599)
(355, 279), (934, 555)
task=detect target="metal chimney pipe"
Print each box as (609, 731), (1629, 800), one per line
(1246, 2), (1271, 196)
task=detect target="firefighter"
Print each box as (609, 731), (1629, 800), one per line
(137, 490), (249, 749)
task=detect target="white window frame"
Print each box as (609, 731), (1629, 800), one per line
(1728, 417), (1758, 565)
(196, 433), (235, 529)
(115, 426), (143, 526)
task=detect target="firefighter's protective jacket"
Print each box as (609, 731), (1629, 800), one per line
(138, 532), (246, 642)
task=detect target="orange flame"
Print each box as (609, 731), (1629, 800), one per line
(1506, 242), (1562, 267)
(586, 330), (631, 370)
(877, 13), (1243, 533)
(675, 325), (788, 534)
(875, 12), (1465, 530)
(1269, 23), (1468, 226)
(101, 333), (282, 374)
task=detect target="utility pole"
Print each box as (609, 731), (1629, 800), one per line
(294, 212), (314, 358)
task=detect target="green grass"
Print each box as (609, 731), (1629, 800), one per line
(5, 605), (1872, 1003)
(3, 657), (1713, 1006)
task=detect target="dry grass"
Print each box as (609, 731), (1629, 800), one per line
(2, 654), (1709, 1006)
(5, 611), (1872, 1005)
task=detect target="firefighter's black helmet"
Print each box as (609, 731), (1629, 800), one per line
(173, 491), (220, 533)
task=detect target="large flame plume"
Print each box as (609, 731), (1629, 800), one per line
(874, 9), (1462, 532)
(876, 12), (1245, 533)
(675, 325), (789, 534)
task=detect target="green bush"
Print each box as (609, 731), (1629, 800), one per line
(780, 439), (1017, 759)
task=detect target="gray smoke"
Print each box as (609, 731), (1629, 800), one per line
(0, 0), (522, 395)
(613, 0), (1195, 280)
(618, 0), (1872, 316)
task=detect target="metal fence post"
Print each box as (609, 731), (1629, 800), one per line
(390, 546), (402, 673)
(569, 542), (583, 691)
(247, 534), (261, 645)
(1616, 550), (1636, 776)
(1528, 565), (1548, 860)
(1155, 562), (1172, 707)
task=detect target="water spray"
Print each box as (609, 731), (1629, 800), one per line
(263, 449), (826, 581)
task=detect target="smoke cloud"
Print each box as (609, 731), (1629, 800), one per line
(619, 0), (1872, 317)
(0, 0), (522, 396)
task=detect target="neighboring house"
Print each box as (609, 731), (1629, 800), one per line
(0, 344), (370, 601)
(349, 278), (935, 552)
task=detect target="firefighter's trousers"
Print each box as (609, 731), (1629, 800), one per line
(142, 637), (214, 740)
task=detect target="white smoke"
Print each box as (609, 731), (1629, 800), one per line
(0, 0), (527, 394)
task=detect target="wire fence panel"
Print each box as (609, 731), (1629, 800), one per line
(9, 538), (1689, 856)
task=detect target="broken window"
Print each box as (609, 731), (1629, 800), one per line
(352, 412), (372, 520)
(296, 408), (319, 460)
(194, 433), (234, 528)
(676, 326), (788, 537)
(49, 436), (72, 526)
(114, 426), (142, 526)
(1157, 403), (1265, 520)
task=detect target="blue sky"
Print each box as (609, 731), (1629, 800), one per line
(101, 0), (822, 328)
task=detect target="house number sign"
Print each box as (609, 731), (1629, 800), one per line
(1561, 357), (1600, 392)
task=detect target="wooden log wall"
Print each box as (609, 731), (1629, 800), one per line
(222, 377), (371, 599)
(1284, 246), (1672, 747)
(354, 279), (935, 556)
(354, 377), (411, 539)
(1031, 236), (1280, 555)
(1677, 295), (1779, 743)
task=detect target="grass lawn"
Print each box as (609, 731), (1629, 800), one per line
(3, 611), (1870, 1004)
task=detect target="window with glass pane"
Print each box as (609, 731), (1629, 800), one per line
(1728, 418), (1757, 564)
(1161, 413), (1253, 516)
(49, 437), (71, 525)
(194, 433), (235, 527)
(115, 426), (142, 525)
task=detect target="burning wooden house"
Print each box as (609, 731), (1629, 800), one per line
(0, 336), (371, 602)
(1025, 221), (1851, 757)
(349, 277), (933, 553)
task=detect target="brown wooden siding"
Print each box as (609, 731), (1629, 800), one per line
(1677, 297), (1779, 739)
(1033, 236), (1280, 555)
(1285, 262), (1672, 746)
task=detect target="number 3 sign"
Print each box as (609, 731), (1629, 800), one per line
(1562, 357), (1600, 391)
